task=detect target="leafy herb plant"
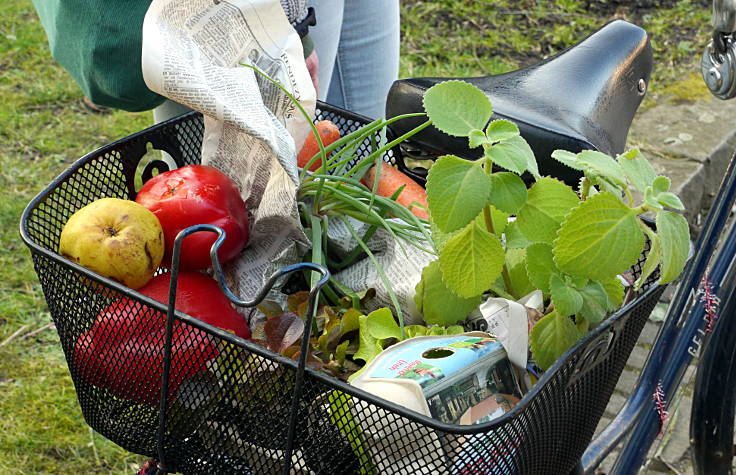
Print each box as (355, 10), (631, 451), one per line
(415, 80), (690, 370)
(247, 65), (689, 374)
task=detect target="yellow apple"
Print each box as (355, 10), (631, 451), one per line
(59, 198), (165, 289)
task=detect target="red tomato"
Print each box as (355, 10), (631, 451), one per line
(73, 272), (250, 406)
(136, 165), (249, 271)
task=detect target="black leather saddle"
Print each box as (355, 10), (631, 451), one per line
(387, 20), (653, 185)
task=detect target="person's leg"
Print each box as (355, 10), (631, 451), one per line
(326, 0), (400, 118)
(152, 99), (193, 123)
(307, 0), (345, 101)
(152, 100), (193, 168)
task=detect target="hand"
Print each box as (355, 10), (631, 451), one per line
(305, 49), (319, 96)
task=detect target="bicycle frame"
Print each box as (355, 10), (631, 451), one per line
(581, 150), (736, 473)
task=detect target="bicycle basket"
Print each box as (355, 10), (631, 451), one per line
(20, 103), (664, 475)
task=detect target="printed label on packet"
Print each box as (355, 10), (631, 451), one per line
(360, 334), (522, 426)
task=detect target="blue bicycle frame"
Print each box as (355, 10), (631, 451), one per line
(581, 151), (736, 473)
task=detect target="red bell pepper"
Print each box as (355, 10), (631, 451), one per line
(73, 272), (250, 406)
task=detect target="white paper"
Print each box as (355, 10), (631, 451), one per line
(476, 298), (528, 370)
(329, 217), (433, 325)
(142, 0), (316, 304)
(473, 290), (544, 370)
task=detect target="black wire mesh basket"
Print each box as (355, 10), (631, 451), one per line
(20, 103), (665, 475)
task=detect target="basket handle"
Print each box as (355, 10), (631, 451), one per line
(155, 224), (329, 475)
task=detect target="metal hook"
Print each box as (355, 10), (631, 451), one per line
(155, 224), (330, 473)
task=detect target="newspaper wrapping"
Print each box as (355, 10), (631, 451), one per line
(142, 0), (436, 330)
(142, 0), (315, 312)
(328, 217), (433, 326)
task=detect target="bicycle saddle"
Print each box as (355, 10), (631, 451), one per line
(387, 20), (653, 185)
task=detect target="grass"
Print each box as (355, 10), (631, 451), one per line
(0, 0), (713, 473)
(0, 2), (151, 473)
(399, 0), (712, 104)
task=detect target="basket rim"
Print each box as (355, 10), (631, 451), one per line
(18, 110), (203, 255)
(18, 106), (662, 438)
(304, 281), (662, 434)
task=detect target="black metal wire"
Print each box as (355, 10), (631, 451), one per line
(19, 106), (666, 475)
(156, 224), (329, 473)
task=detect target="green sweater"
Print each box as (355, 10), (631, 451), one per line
(33, 0), (165, 112)
(33, 1), (313, 113)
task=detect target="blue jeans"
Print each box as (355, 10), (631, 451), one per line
(308, 0), (400, 119)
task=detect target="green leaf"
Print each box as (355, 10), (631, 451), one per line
(328, 392), (377, 474)
(431, 220), (459, 251)
(423, 80), (492, 137)
(341, 310), (361, 336)
(618, 148), (641, 160)
(505, 247), (526, 268)
(554, 192), (645, 281)
(530, 311), (583, 371)
(550, 274), (583, 317)
(318, 307), (361, 355)
(365, 308), (402, 340)
(618, 148), (656, 192)
(596, 175), (624, 197)
(506, 249), (535, 298)
(576, 150), (627, 185)
(577, 281), (611, 324)
(521, 139), (540, 178)
(652, 176), (671, 195)
(428, 326), (447, 335)
(445, 325), (465, 335)
(490, 206), (510, 236)
(486, 119), (520, 143)
(517, 177), (580, 244)
(488, 172), (528, 214)
(505, 220), (532, 248)
(335, 340), (350, 366)
(601, 277), (625, 310)
(414, 260), (482, 326)
(485, 135), (535, 175)
(551, 150), (584, 171)
(439, 218), (505, 298)
(353, 315), (384, 364)
(657, 211), (690, 284)
(644, 186), (664, 210)
(405, 325), (429, 339)
(526, 243), (557, 294)
(426, 155), (490, 233)
(576, 316), (589, 335)
(469, 129), (489, 148)
(567, 274), (589, 289)
(656, 192), (685, 210)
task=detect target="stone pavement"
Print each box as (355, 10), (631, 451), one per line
(592, 96), (736, 474)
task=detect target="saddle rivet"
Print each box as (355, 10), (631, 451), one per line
(637, 78), (647, 95)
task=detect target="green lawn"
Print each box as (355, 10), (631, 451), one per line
(0, 0), (710, 473)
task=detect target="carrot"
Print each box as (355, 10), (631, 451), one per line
(297, 120), (341, 171)
(362, 162), (429, 219)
